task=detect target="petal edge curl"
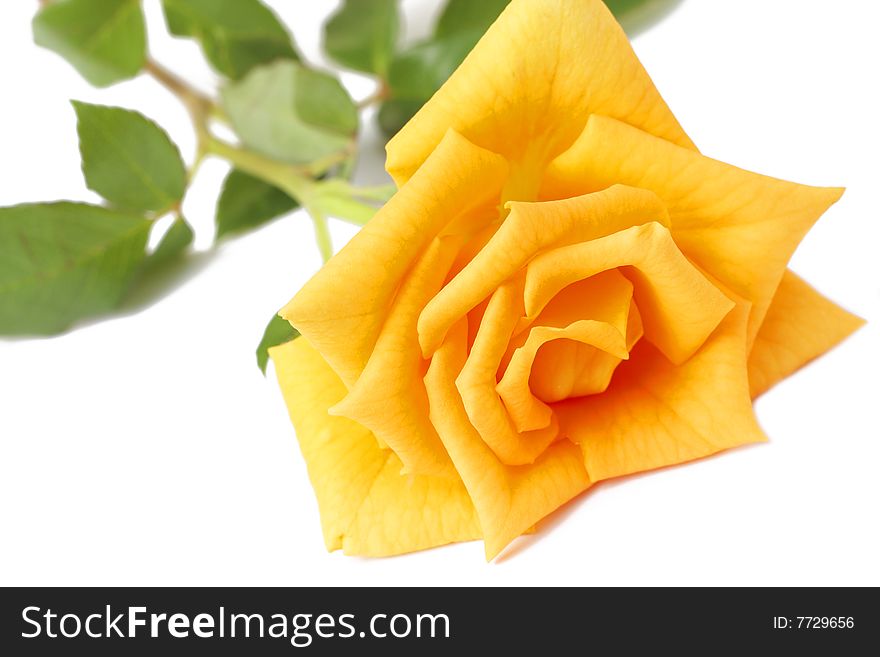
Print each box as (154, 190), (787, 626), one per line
(271, 337), (481, 556)
(425, 319), (591, 560)
(330, 236), (463, 478)
(524, 222), (734, 365)
(283, 129), (508, 388)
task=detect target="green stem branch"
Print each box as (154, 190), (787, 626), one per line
(310, 211), (333, 263)
(144, 57), (389, 260)
(346, 183), (398, 202)
(203, 137), (313, 202)
(145, 59), (216, 137)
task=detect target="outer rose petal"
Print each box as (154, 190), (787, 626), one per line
(425, 320), (591, 560)
(544, 115), (844, 346)
(330, 236), (461, 478)
(748, 270), (865, 398)
(385, 0), (694, 188)
(555, 304), (768, 481)
(271, 338), (481, 556)
(282, 129), (508, 388)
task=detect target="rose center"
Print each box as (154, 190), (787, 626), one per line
(528, 338), (624, 403)
(494, 270), (644, 434)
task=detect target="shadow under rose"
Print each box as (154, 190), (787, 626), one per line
(494, 438), (764, 564)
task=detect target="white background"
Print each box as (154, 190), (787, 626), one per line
(1, 0), (878, 586)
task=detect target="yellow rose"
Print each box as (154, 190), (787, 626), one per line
(271, 0), (863, 559)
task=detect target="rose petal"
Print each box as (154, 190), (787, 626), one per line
(386, 0), (694, 187)
(425, 319), (591, 560)
(455, 277), (559, 465)
(513, 268), (636, 335)
(282, 129), (508, 387)
(748, 270), (864, 398)
(418, 185), (667, 358)
(545, 114), (844, 346)
(555, 304), (767, 481)
(524, 222), (735, 364)
(330, 236), (461, 478)
(271, 337), (481, 556)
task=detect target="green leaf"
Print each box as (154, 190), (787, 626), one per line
(73, 101), (187, 214)
(256, 314), (299, 375)
(0, 202), (151, 335)
(221, 61), (357, 166)
(293, 67), (360, 137)
(124, 217), (197, 308)
(324, 0), (399, 77)
(216, 169), (299, 239)
(142, 217), (194, 275)
(378, 99), (425, 139)
(161, 0), (298, 79)
(33, 0), (146, 87)
(603, 0), (684, 36)
(379, 33), (477, 137)
(388, 35), (475, 99)
(378, 0), (510, 138)
(435, 0), (509, 38)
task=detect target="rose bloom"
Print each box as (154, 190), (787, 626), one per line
(271, 0), (862, 559)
